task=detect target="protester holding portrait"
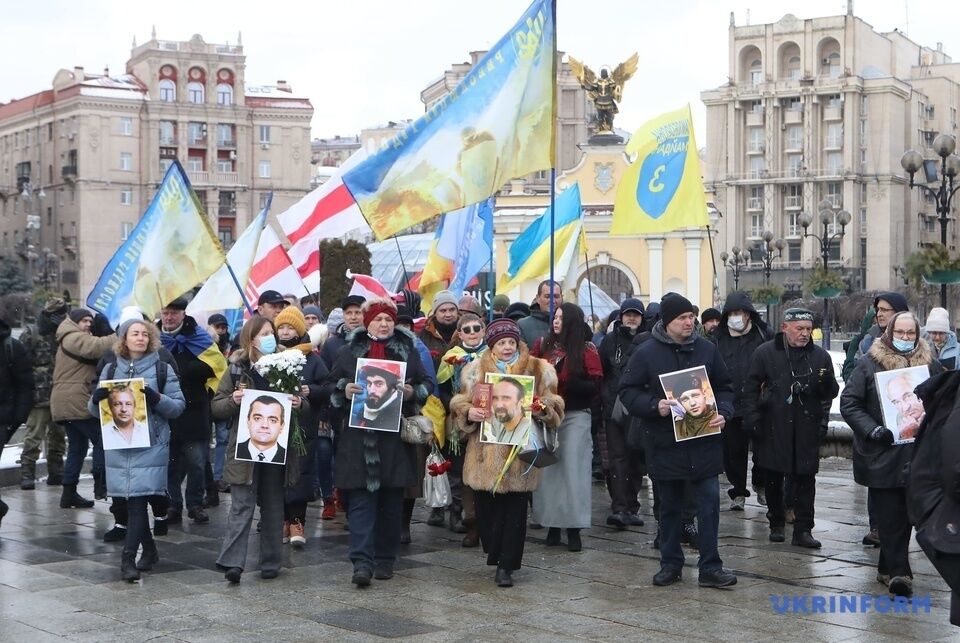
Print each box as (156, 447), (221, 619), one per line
(841, 311), (942, 598)
(450, 318), (563, 587)
(213, 316), (307, 583)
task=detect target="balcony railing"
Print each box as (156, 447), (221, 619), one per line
(62, 165), (77, 179)
(186, 171), (241, 186)
(785, 195), (802, 209)
(160, 135), (176, 146)
(188, 170), (209, 184)
(217, 138), (236, 148)
(188, 137), (207, 147)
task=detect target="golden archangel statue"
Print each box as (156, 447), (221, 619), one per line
(568, 53), (639, 136)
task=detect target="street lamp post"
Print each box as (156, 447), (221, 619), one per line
(800, 199), (851, 350)
(755, 230), (787, 324)
(900, 134), (960, 308)
(720, 247), (747, 291)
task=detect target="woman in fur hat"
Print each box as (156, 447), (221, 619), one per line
(841, 311), (942, 598)
(450, 318), (563, 587)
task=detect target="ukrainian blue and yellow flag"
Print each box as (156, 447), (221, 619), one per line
(342, 0), (556, 239)
(498, 183), (583, 293)
(419, 198), (494, 315)
(87, 161), (226, 324)
(611, 105), (708, 234)
(159, 328), (228, 394)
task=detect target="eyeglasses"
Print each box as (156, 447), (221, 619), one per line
(461, 324), (484, 334)
(892, 329), (917, 338)
(876, 306), (895, 314)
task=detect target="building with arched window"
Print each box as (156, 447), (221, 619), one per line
(702, 6), (960, 301)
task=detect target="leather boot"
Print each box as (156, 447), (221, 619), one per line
(20, 464), (35, 490)
(121, 551), (141, 582)
(60, 484), (94, 509)
(46, 456), (64, 486)
(204, 482), (220, 507)
(461, 519), (479, 548)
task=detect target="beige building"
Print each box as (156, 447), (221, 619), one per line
(0, 33), (312, 301)
(701, 8), (960, 296)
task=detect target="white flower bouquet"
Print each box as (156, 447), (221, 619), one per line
(254, 349), (308, 455)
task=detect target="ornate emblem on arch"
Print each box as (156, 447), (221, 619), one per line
(594, 162), (615, 194)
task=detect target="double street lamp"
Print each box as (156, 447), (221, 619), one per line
(720, 246), (747, 291)
(900, 134), (960, 308)
(755, 230), (786, 285)
(799, 199), (851, 349)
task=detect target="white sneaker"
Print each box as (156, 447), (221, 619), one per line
(729, 496), (746, 511)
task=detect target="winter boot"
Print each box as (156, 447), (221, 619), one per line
(93, 472), (107, 500)
(19, 464), (36, 490)
(461, 519), (479, 548)
(136, 541), (159, 571)
(204, 482), (220, 508)
(121, 551), (141, 582)
(60, 484), (94, 509)
(448, 506), (467, 533)
(46, 456), (64, 486)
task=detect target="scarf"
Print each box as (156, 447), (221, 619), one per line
(160, 325), (227, 393)
(366, 333), (390, 360)
(495, 351), (520, 373)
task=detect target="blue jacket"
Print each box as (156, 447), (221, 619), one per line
(415, 336), (439, 395)
(90, 351), (186, 497)
(924, 329), (959, 370)
(618, 322), (735, 481)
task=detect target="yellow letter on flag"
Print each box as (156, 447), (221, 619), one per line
(611, 105), (707, 235)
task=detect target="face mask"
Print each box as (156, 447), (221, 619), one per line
(728, 315), (746, 332)
(257, 335), (277, 354)
(892, 338), (915, 352)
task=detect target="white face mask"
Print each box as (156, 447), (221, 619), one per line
(728, 315), (747, 332)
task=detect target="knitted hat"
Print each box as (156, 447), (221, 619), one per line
(492, 294), (510, 311)
(326, 307), (344, 332)
(504, 302), (530, 321)
(619, 298), (645, 317)
(660, 292), (695, 326)
(208, 313), (229, 327)
(302, 305), (323, 321)
(275, 306), (307, 337)
(700, 308), (722, 324)
(670, 371), (704, 397)
(68, 308), (94, 324)
(458, 295), (483, 316)
(362, 297), (398, 327)
(117, 306), (148, 339)
(431, 290), (459, 314)
(486, 318), (521, 348)
(394, 288), (422, 314)
(926, 307), (951, 333)
(44, 297), (69, 314)
(783, 308), (815, 323)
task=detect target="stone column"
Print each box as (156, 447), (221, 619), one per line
(684, 235), (703, 306)
(647, 237), (665, 301)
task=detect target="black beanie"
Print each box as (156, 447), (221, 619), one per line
(660, 292), (695, 326)
(68, 308), (94, 324)
(701, 308), (722, 324)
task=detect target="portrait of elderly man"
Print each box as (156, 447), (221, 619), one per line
(481, 377), (533, 446)
(884, 371), (927, 441)
(236, 394), (287, 464)
(101, 385), (151, 450)
(665, 370), (719, 442)
(350, 361), (405, 432)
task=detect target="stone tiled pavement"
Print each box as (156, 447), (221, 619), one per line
(0, 458), (958, 642)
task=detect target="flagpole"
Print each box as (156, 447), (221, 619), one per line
(488, 238), (495, 323)
(393, 235), (409, 291)
(583, 245), (595, 323)
(549, 167), (556, 321)
(225, 262), (255, 316)
(705, 224), (720, 306)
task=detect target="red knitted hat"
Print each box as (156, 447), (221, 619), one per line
(363, 297), (398, 327)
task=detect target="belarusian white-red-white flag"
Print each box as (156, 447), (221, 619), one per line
(246, 225), (308, 308)
(346, 270), (391, 301)
(277, 150), (370, 292)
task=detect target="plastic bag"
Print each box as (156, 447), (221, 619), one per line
(423, 447), (452, 508)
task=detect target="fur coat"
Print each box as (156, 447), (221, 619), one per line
(450, 345), (563, 493)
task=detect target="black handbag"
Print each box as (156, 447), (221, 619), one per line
(517, 418), (559, 468)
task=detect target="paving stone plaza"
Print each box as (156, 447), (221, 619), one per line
(0, 458), (957, 641)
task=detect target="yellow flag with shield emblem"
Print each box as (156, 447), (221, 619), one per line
(611, 105), (707, 234)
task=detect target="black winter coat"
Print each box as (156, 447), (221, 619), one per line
(0, 319), (34, 435)
(619, 323), (734, 481)
(160, 316), (215, 444)
(324, 327), (430, 491)
(714, 292), (772, 418)
(319, 326), (348, 370)
(598, 322), (640, 419)
(908, 371), (960, 554)
(840, 339), (941, 488)
(741, 334), (839, 474)
(284, 348), (327, 504)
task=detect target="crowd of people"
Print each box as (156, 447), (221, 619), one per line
(0, 284), (957, 626)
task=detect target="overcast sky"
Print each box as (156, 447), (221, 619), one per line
(3, 1), (955, 140)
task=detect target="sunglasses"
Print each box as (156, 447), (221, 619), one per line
(461, 324), (484, 334)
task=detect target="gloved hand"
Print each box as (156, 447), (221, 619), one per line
(92, 387), (111, 404)
(869, 426), (895, 445)
(144, 386), (162, 408)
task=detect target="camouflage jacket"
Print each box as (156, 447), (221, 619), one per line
(19, 312), (63, 407)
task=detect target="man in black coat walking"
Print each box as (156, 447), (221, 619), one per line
(741, 308), (839, 548)
(713, 291), (772, 510)
(599, 298), (646, 528)
(619, 293), (737, 589)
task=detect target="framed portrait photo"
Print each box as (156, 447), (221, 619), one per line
(236, 389), (292, 465)
(480, 373), (536, 446)
(349, 358), (408, 432)
(659, 365), (720, 442)
(874, 365), (930, 445)
(99, 378), (151, 450)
